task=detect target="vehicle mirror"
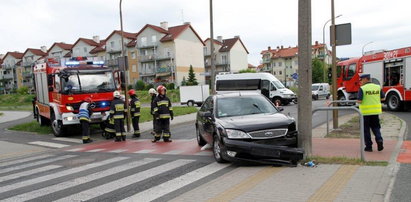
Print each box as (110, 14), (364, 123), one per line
(277, 106), (284, 112)
(203, 111), (212, 117)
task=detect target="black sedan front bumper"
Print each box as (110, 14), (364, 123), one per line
(222, 137), (304, 165)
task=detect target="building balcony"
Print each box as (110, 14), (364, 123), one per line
(139, 54), (174, 63)
(23, 61), (34, 67)
(139, 69), (156, 77)
(106, 48), (121, 54)
(262, 58), (271, 64)
(23, 81), (33, 87)
(137, 43), (158, 49)
(22, 71), (32, 78)
(3, 74), (14, 80)
(156, 66), (172, 77)
(5, 84), (15, 90)
(2, 64), (14, 70)
(105, 59), (119, 67)
(205, 61), (229, 68)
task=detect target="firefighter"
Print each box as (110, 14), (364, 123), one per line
(357, 74), (385, 152)
(128, 89), (141, 138)
(110, 91), (127, 142)
(149, 88), (157, 135)
(152, 85), (173, 142)
(78, 97), (93, 144)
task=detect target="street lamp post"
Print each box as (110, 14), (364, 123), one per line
(322, 14), (342, 82)
(209, 0), (216, 94)
(362, 41), (374, 55)
(119, 0), (130, 132)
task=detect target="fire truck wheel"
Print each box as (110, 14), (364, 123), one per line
(51, 112), (66, 137)
(36, 109), (48, 126)
(387, 93), (403, 111)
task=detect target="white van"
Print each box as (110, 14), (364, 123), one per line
(215, 72), (296, 105)
(311, 83), (330, 100)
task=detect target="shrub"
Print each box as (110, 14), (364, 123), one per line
(17, 86), (29, 95)
(135, 80), (145, 90)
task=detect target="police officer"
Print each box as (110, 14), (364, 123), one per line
(357, 74), (385, 152)
(78, 97), (93, 144)
(149, 88), (157, 135)
(128, 89), (141, 138)
(110, 91), (127, 142)
(152, 85), (173, 142)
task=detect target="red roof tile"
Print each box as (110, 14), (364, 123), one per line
(48, 42), (73, 53)
(136, 24), (168, 38)
(105, 30), (137, 41)
(89, 46), (106, 54)
(64, 52), (72, 57)
(204, 38), (223, 46)
(261, 43), (325, 59)
(5, 51), (24, 59)
(126, 40), (136, 47)
(160, 24), (204, 45)
(73, 38), (101, 48)
(23, 48), (47, 57)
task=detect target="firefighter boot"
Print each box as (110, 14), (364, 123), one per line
(83, 138), (93, 144)
(121, 134), (126, 141)
(133, 131), (141, 138)
(163, 133), (172, 142)
(152, 133), (161, 143)
(115, 135), (122, 142)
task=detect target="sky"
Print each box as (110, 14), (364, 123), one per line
(1, 0), (411, 66)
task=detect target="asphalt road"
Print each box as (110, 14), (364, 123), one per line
(388, 108), (411, 201)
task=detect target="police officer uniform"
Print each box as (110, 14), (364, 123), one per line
(358, 74), (385, 152)
(128, 89), (141, 138)
(152, 86), (173, 142)
(110, 91), (127, 142)
(78, 98), (93, 144)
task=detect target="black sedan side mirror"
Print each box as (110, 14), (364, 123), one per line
(277, 106), (284, 112)
(203, 111), (213, 118)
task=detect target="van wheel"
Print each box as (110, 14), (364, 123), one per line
(187, 100), (194, 107)
(51, 112), (65, 137)
(272, 97), (282, 106)
(387, 93), (403, 111)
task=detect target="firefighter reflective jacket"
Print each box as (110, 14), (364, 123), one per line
(359, 83), (383, 115)
(78, 102), (92, 122)
(110, 97), (126, 119)
(130, 95), (141, 117)
(152, 95), (173, 119)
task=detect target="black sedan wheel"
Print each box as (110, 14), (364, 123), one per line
(213, 135), (227, 163)
(196, 127), (206, 146)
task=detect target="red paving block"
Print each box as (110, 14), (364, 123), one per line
(312, 138), (396, 162)
(397, 141), (411, 163)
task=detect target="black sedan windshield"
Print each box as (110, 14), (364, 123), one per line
(217, 96), (278, 118)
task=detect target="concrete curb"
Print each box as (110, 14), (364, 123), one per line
(383, 115), (408, 202)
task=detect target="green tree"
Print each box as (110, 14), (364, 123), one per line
(17, 86), (29, 95)
(186, 65), (198, 86)
(181, 76), (187, 86)
(239, 69), (256, 73)
(135, 80), (145, 90)
(312, 58), (325, 83)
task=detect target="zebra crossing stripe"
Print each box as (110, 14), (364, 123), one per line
(0, 165), (62, 183)
(86, 149), (105, 152)
(52, 138), (83, 144)
(28, 141), (70, 148)
(65, 148), (83, 152)
(2, 158), (160, 202)
(55, 159), (195, 202)
(133, 149), (155, 153)
(0, 154), (53, 168)
(108, 149), (127, 153)
(120, 162), (231, 202)
(0, 155), (76, 175)
(0, 156), (128, 194)
(163, 150), (184, 155)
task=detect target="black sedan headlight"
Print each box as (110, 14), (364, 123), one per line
(225, 129), (252, 139)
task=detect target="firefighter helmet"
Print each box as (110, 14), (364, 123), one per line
(157, 85), (166, 93)
(128, 89), (136, 96)
(113, 91), (121, 98)
(148, 88), (156, 94)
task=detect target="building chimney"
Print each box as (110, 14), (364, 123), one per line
(268, 46), (271, 50)
(276, 46), (280, 49)
(160, 21), (168, 30)
(40, 46), (47, 53)
(184, 22), (191, 25)
(281, 45), (284, 49)
(217, 36), (223, 42)
(93, 35), (100, 43)
(315, 41), (319, 45)
(234, 35), (240, 38)
(0, 54), (4, 59)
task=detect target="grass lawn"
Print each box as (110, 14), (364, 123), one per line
(9, 106), (198, 134)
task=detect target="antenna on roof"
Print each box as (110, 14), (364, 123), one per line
(181, 9), (185, 24)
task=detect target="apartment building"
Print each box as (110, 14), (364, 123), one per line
(126, 39), (139, 85)
(260, 41), (330, 86)
(47, 42), (73, 59)
(0, 56), (3, 93)
(203, 36), (249, 83)
(18, 47), (47, 90)
(136, 22), (205, 86)
(1, 51), (23, 93)
(71, 36), (105, 58)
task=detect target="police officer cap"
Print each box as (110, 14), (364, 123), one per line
(360, 74), (370, 79)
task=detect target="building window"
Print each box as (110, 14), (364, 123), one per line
(273, 62), (276, 67)
(204, 47), (208, 55)
(222, 55), (227, 64)
(132, 64), (137, 72)
(151, 35), (156, 43)
(83, 47), (87, 53)
(273, 71), (276, 75)
(131, 52), (136, 59)
(141, 37), (147, 46)
(110, 41), (115, 49)
(279, 71), (282, 75)
(278, 62), (282, 66)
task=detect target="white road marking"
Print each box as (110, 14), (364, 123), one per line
(108, 149), (127, 153)
(163, 150), (184, 155)
(133, 149), (155, 153)
(3, 158), (160, 202)
(0, 155), (76, 174)
(120, 162), (230, 202)
(56, 159), (194, 202)
(28, 141), (70, 148)
(0, 165), (62, 182)
(52, 138), (83, 144)
(0, 157), (128, 194)
(0, 154), (53, 168)
(86, 149), (105, 152)
(65, 148), (83, 152)
(194, 151), (213, 156)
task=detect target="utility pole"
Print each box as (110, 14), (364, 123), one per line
(298, 0), (312, 156)
(119, 0), (130, 131)
(209, 0), (216, 94)
(331, 0), (338, 129)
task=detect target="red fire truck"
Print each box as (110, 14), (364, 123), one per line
(336, 46), (411, 111)
(33, 57), (121, 136)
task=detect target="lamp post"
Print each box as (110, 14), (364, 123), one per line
(362, 41), (374, 55)
(119, 0), (130, 132)
(322, 14), (342, 82)
(209, 0), (216, 94)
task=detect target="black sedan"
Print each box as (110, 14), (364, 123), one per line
(196, 92), (303, 165)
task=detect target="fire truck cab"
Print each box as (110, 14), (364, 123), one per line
(337, 46), (411, 111)
(33, 57), (120, 136)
